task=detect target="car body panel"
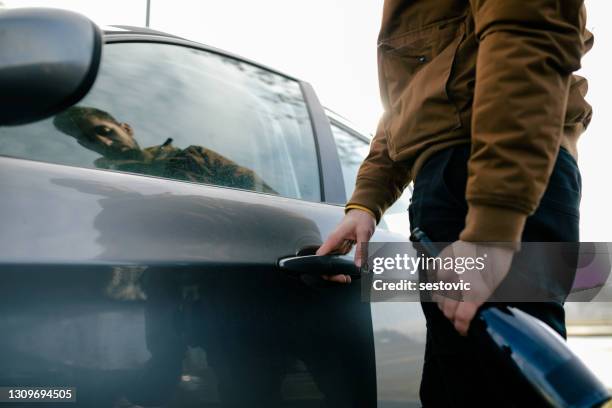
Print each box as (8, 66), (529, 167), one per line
(0, 155), (380, 406)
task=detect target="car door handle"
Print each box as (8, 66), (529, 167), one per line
(278, 254), (360, 277)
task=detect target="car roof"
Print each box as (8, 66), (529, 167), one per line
(102, 25), (184, 38)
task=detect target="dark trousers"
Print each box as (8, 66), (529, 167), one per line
(408, 144), (582, 407)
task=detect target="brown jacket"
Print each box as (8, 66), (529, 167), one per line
(347, 0), (593, 242)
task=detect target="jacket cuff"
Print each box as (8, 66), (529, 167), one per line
(460, 204), (527, 244)
(346, 177), (394, 224)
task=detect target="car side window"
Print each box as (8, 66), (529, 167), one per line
(330, 121), (411, 233)
(0, 42), (321, 201)
(330, 122), (370, 199)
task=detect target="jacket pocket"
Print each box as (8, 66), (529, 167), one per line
(379, 16), (465, 157)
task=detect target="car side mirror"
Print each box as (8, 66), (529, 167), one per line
(0, 8), (103, 126)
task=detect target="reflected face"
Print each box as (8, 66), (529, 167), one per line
(73, 116), (139, 157)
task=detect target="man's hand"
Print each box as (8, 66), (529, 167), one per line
(316, 208), (376, 284)
(432, 241), (515, 335)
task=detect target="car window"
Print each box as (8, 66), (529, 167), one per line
(330, 121), (411, 234)
(0, 42), (321, 201)
(330, 122), (370, 199)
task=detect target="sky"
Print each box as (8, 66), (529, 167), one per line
(3, 0), (611, 241)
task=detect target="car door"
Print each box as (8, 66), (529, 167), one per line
(329, 116), (426, 408)
(0, 36), (376, 408)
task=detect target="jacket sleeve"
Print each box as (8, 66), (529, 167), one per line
(461, 0), (588, 243)
(346, 114), (411, 223)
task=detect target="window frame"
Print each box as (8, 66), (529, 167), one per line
(102, 32), (346, 204)
(328, 116), (371, 145)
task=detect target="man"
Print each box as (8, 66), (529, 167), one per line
(318, 0), (592, 406)
(53, 106), (276, 194)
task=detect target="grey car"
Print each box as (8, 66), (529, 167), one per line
(0, 9), (424, 408)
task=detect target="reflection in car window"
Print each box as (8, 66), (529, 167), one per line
(0, 43), (320, 201)
(331, 121), (411, 233)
